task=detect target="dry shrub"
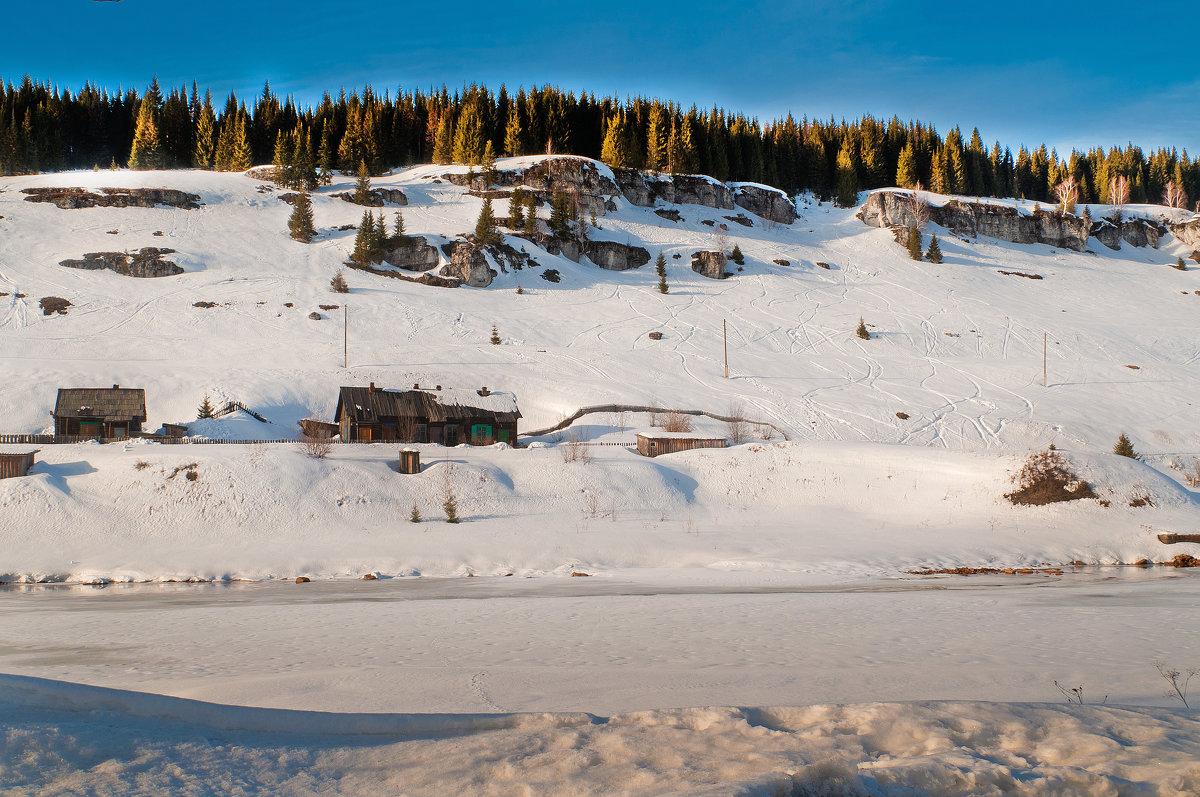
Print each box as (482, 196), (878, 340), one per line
(1167, 554), (1200, 568)
(726, 401), (748, 444)
(298, 416), (334, 459)
(185, 469), (199, 482)
(1005, 450), (1097, 506)
(662, 411), (693, 433)
(134, 460), (151, 471)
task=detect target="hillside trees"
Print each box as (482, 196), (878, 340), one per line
(3, 75), (1200, 212)
(127, 89), (164, 169)
(288, 191), (317, 242)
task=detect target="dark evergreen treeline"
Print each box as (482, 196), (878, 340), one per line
(1, 75), (1196, 210)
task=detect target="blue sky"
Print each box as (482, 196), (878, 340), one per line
(7, 0), (1198, 155)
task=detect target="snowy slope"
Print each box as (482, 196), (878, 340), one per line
(2, 158), (1200, 580)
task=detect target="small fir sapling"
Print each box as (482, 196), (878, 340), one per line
(1113, 433), (1140, 460)
(856, 317), (870, 340)
(490, 324), (501, 345)
(655, 251), (669, 294)
(730, 244), (745, 265)
(287, 191), (317, 242)
(925, 235), (943, 263)
(409, 504), (421, 523)
(331, 270), (349, 293)
(197, 393), (215, 419)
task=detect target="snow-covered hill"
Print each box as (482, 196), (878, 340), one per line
(2, 157), (1199, 580)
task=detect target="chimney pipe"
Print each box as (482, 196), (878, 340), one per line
(369, 382), (375, 392)
(414, 383), (420, 389)
(113, 384), (119, 389)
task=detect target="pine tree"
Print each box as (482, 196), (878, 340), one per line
(128, 92), (164, 170)
(443, 492), (459, 523)
(481, 139), (497, 187)
(392, 211), (406, 240)
(230, 112), (253, 171)
(516, 285), (524, 295)
(409, 504), (421, 523)
(192, 92), (216, 169)
(856, 317), (870, 340)
(351, 209), (377, 264)
(316, 124), (334, 184)
(523, 194), (539, 234)
(906, 224), (923, 260)
(331, 270), (349, 293)
(431, 113), (454, 165)
(452, 101), (485, 165)
(731, 244), (745, 265)
(352, 161), (372, 204)
(503, 105), (523, 156)
(1113, 433), (1140, 460)
(508, 189), (525, 229)
(645, 103), (667, 171)
(288, 191), (317, 242)
(475, 196), (499, 246)
(490, 324), (501, 345)
(924, 235), (943, 263)
(834, 138), (859, 207)
(549, 191), (572, 239)
(197, 393), (215, 419)
(895, 141), (918, 188)
(656, 251), (669, 294)
(600, 115), (631, 168)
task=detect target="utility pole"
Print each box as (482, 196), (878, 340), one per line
(723, 319), (729, 379)
(1043, 332), (1047, 387)
(344, 304), (348, 369)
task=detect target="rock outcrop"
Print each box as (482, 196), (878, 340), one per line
(333, 188), (408, 207)
(1089, 217), (1164, 250)
(690, 250), (730, 280)
(858, 191), (1090, 252)
(584, 240), (651, 271)
(731, 184), (797, 225)
(442, 242), (496, 287)
(60, 247), (184, 277)
(1169, 216), (1200, 249)
(382, 236), (440, 272)
(23, 187), (202, 210)
(612, 168), (735, 211)
(445, 157), (617, 217)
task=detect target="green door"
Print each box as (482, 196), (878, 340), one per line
(471, 424), (492, 445)
(79, 421), (101, 438)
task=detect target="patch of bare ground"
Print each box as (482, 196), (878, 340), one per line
(1005, 450), (1097, 506)
(906, 567), (1065, 576)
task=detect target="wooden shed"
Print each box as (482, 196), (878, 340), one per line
(335, 383), (520, 445)
(53, 385), (146, 438)
(0, 450), (38, 479)
(636, 433), (727, 457)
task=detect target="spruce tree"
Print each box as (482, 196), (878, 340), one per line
(490, 324), (501, 345)
(856, 317), (870, 340)
(352, 161), (372, 204)
(731, 244), (745, 265)
(409, 504), (421, 523)
(481, 139), (497, 187)
(503, 106), (523, 156)
(452, 102), (485, 165)
(288, 191), (317, 242)
(316, 125), (334, 184)
(906, 225), (923, 261)
(508, 190), (525, 229)
(128, 93), (164, 170)
(895, 141), (918, 188)
(924, 235), (943, 263)
(549, 190), (571, 239)
(197, 393), (215, 419)
(443, 492), (459, 523)
(834, 139), (859, 207)
(475, 196), (499, 247)
(351, 209), (376, 264)
(656, 251), (669, 294)
(192, 93), (216, 169)
(331, 270), (350, 293)
(1113, 433), (1140, 460)
(523, 194), (539, 234)
(600, 116), (630, 168)
(392, 211), (406, 241)
(230, 113), (253, 171)
(432, 113), (454, 165)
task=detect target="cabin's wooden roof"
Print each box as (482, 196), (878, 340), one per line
(53, 388), (147, 421)
(336, 386), (520, 425)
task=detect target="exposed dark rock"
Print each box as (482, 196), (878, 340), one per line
(23, 187), (201, 210)
(655, 208), (682, 222)
(60, 247), (183, 277)
(443, 242), (496, 287)
(690, 250), (730, 280)
(278, 193), (301, 206)
(773, 259), (790, 266)
(308, 312), (322, 320)
(858, 191), (1090, 252)
(152, 230), (164, 237)
(584, 240), (651, 271)
(193, 301), (217, 308)
(445, 157), (617, 217)
(382, 235), (440, 272)
(816, 262), (831, 269)
(701, 219), (715, 226)
(997, 270), (1044, 280)
(1090, 217), (1164, 249)
(333, 187), (408, 207)
(612, 169), (734, 210)
(336, 224), (356, 231)
(724, 213), (754, 228)
(648, 331), (663, 340)
(731, 184), (796, 224)
(490, 241), (535, 272)
(540, 268), (561, 283)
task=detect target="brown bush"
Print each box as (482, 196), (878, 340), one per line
(1005, 450), (1097, 506)
(662, 411), (693, 433)
(39, 297), (72, 316)
(1166, 554), (1200, 568)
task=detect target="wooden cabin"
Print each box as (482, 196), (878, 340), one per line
(53, 386), (147, 438)
(636, 432), (727, 457)
(0, 450), (38, 479)
(335, 383), (520, 445)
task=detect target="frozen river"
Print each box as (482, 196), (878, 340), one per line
(3, 568), (1198, 714)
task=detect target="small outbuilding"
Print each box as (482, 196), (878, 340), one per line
(0, 450), (38, 479)
(335, 383), (520, 445)
(53, 385), (147, 438)
(636, 432), (727, 458)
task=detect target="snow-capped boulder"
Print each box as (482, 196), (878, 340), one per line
(1169, 216), (1200, 248)
(731, 184), (796, 225)
(383, 235), (440, 272)
(59, 247), (184, 278)
(443, 242), (496, 287)
(690, 250), (730, 279)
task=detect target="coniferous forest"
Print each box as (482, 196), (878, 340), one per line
(1, 75), (1196, 211)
